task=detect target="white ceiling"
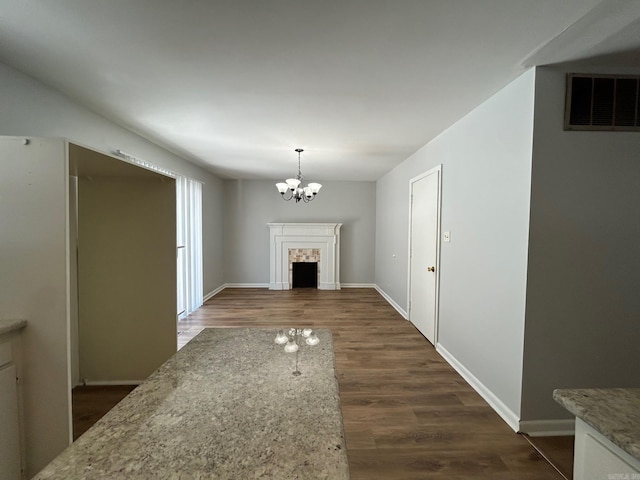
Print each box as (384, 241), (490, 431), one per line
(1, 0), (639, 181)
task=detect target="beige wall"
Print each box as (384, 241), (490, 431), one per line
(77, 171), (176, 382)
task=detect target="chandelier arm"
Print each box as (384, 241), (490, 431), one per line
(277, 148), (320, 204)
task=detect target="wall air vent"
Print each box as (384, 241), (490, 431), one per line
(565, 73), (640, 131)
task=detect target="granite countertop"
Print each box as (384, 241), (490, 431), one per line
(34, 327), (349, 480)
(554, 388), (640, 460)
(0, 319), (27, 335)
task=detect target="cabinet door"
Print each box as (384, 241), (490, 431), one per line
(0, 364), (21, 480)
(574, 418), (640, 479)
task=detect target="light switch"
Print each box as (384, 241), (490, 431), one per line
(443, 231), (451, 243)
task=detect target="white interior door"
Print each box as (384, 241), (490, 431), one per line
(408, 166), (441, 345)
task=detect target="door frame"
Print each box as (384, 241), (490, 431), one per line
(407, 164), (443, 345)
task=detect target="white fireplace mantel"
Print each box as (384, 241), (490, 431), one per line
(268, 223), (342, 290)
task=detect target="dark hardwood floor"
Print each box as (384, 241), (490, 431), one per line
(525, 434), (575, 480)
(74, 288), (573, 479)
(182, 288), (566, 479)
(72, 385), (136, 440)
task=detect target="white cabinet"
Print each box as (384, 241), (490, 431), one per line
(574, 418), (640, 480)
(0, 330), (24, 480)
(0, 364), (21, 479)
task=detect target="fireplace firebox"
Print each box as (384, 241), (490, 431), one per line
(292, 262), (318, 288)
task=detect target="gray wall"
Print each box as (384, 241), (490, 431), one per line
(0, 61), (225, 295)
(224, 180), (376, 285)
(521, 64), (640, 421)
(375, 69), (536, 418)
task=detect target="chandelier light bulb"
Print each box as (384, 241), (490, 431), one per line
(284, 340), (299, 353)
(305, 333), (319, 346)
(308, 183), (322, 194)
(274, 329), (289, 345)
(286, 178), (301, 189)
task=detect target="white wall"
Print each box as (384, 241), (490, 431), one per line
(0, 61), (225, 296)
(223, 180), (376, 285)
(0, 138), (70, 478)
(0, 61), (225, 475)
(375, 69), (536, 421)
(521, 64), (640, 422)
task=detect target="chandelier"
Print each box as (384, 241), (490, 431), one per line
(275, 148), (322, 203)
(275, 328), (320, 376)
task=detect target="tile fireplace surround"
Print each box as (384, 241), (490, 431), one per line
(268, 223), (342, 290)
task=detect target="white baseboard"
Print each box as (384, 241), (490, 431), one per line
(199, 283), (573, 438)
(374, 285), (408, 319)
(519, 419), (575, 437)
(203, 284), (226, 302)
(436, 344), (520, 432)
(209, 283), (376, 292)
(81, 380), (143, 386)
(341, 283), (376, 288)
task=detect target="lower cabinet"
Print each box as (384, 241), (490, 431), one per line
(574, 418), (640, 480)
(0, 334), (24, 480)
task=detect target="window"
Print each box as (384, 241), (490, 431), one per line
(176, 176), (203, 319)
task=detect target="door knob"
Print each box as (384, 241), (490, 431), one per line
(427, 266), (435, 272)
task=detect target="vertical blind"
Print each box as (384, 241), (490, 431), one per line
(176, 176), (203, 319)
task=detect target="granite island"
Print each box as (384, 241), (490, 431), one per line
(33, 328), (349, 479)
(0, 318), (27, 335)
(554, 388), (640, 480)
